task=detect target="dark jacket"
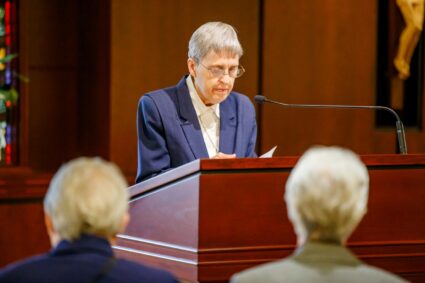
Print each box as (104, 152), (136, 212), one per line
(136, 76), (257, 182)
(0, 234), (179, 283)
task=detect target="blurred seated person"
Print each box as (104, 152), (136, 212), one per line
(136, 21), (257, 182)
(0, 157), (179, 283)
(231, 146), (407, 283)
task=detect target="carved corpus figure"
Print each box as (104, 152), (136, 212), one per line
(394, 0), (424, 80)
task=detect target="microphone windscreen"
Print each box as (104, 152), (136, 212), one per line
(254, 95), (266, 104)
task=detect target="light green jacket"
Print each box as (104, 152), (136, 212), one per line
(231, 241), (408, 283)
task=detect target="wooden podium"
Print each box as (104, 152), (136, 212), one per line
(114, 155), (425, 282)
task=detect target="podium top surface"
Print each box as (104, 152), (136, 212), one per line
(129, 154), (425, 198)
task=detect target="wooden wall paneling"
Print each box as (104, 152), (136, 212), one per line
(0, 200), (50, 267)
(27, 69), (79, 167)
(110, 0), (260, 178)
(24, 0), (79, 170)
(0, 0), (110, 269)
(261, 0), (397, 155)
(19, 0), (112, 170)
(77, 0), (111, 158)
(0, 172), (51, 268)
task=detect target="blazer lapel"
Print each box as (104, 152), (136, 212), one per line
(176, 77), (209, 159)
(219, 97), (237, 154)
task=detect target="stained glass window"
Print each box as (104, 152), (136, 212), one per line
(0, 0), (17, 166)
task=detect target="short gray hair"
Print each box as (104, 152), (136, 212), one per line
(188, 21), (243, 63)
(285, 146), (369, 243)
(44, 157), (129, 241)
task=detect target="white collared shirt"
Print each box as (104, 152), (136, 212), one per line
(186, 75), (220, 158)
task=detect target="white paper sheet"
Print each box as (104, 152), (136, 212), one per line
(260, 145), (277, 158)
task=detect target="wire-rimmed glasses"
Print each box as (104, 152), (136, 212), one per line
(199, 63), (245, 78)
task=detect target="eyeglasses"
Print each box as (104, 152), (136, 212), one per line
(199, 63), (245, 78)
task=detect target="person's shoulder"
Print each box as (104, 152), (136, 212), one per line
(141, 86), (176, 102)
(229, 91), (253, 104)
(231, 258), (297, 283)
(356, 264), (408, 283)
(138, 88), (176, 114)
(139, 84), (184, 112)
(141, 77), (186, 101)
(0, 254), (48, 282)
(115, 259), (178, 283)
(231, 258), (409, 283)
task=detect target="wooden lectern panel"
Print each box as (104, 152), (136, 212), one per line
(114, 155), (425, 283)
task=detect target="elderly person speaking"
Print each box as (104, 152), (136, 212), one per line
(136, 21), (257, 182)
(231, 146), (407, 283)
(0, 157), (178, 283)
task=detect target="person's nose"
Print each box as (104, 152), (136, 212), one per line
(218, 72), (232, 84)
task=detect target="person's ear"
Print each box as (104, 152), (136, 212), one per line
(119, 212), (130, 234)
(187, 58), (197, 78)
(44, 213), (60, 247)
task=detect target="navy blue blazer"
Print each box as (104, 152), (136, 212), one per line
(136, 76), (257, 182)
(0, 234), (178, 283)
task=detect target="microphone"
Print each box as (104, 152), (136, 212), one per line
(254, 95), (408, 154)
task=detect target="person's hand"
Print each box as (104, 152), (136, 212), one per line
(212, 152), (236, 159)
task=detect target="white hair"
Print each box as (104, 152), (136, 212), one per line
(188, 21), (243, 63)
(285, 146), (369, 243)
(44, 157), (129, 241)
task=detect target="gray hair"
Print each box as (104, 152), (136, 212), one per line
(285, 146), (369, 243)
(188, 21), (243, 63)
(44, 157), (129, 241)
